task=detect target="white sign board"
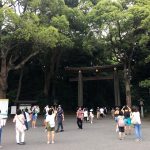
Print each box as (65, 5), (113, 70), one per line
(0, 99), (9, 118)
(11, 106), (17, 114)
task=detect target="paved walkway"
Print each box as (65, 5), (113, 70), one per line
(1, 115), (150, 150)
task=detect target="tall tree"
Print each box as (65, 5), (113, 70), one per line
(35, 0), (74, 99)
(0, 0), (59, 98)
(87, 0), (150, 106)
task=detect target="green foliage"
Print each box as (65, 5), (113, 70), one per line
(139, 79), (150, 88)
(14, 13), (39, 41)
(58, 33), (74, 48)
(51, 15), (69, 33)
(39, 0), (65, 18)
(35, 26), (59, 48)
(145, 55), (150, 63)
(65, 7), (87, 31)
(87, 0), (150, 64)
(28, 0), (41, 9)
(1, 0), (149, 108)
(78, 0), (94, 14)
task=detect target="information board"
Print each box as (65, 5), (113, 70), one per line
(0, 99), (9, 118)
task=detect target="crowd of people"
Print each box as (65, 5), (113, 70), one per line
(113, 105), (142, 141)
(77, 105), (142, 142)
(0, 104), (143, 148)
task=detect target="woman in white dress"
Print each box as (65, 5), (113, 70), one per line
(13, 109), (26, 145)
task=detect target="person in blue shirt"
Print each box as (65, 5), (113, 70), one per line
(56, 105), (64, 132)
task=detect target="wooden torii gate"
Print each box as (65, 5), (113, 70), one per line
(65, 64), (123, 107)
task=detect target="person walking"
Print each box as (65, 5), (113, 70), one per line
(43, 105), (50, 127)
(83, 108), (88, 122)
(111, 108), (115, 119)
(24, 108), (31, 130)
(31, 105), (40, 128)
(117, 111), (125, 140)
(114, 107), (120, 132)
(96, 107), (100, 120)
(46, 108), (56, 144)
(99, 107), (104, 118)
(89, 109), (94, 124)
(76, 107), (83, 129)
(131, 106), (142, 141)
(13, 109), (26, 145)
(122, 106), (132, 135)
(56, 105), (64, 132)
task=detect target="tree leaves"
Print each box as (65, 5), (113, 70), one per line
(139, 79), (150, 88)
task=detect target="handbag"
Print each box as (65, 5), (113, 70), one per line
(23, 124), (27, 131)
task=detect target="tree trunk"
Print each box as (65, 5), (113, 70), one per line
(43, 52), (56, 98)
(124, 64), (132, 107)
(0, 58), (8, 98)
(43, 49), (62, 99)
(51, 50), (63, 104)
(43, 70), (51, 98)
(15, 68), (24, 101)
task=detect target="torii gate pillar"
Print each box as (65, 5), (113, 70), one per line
(114, 68), (121, 106)
(78, 70), (83, 107)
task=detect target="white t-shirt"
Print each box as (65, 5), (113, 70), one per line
(25, 112), (31, 122)
(46, 114), (55, 127)
(100, 108), (104, 114)
(84, 110), (88, 117)
(90, 112), (94, 118)
(131, 112), (141, 124)
(45, 107), (50, 116)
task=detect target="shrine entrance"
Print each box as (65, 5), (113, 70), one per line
(65, 64), (123, 107)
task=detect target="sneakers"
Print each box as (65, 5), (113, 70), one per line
(17, 142), (25, 145)
(0, 145), (2, 149)
(60, 130), (64, 132)
(47, 141), (54, 144)
(135, 139), (140, 142)
(20, 142), (25, 145)
(135, 139), (142, 142)
(56, 129), (64, 133)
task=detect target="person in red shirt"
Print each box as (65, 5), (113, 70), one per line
(76, 107), (84, 129)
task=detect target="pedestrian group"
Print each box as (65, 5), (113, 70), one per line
(0, 104), (143, 148)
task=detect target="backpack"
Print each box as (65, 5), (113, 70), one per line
(118, 117), (125, 127)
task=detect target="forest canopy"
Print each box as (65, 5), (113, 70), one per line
(0, 0), (149, 110)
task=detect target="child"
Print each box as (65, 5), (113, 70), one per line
(117, 111), (125, 140)
(89, 109), (94, 124)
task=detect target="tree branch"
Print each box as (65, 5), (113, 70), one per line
(8, 50), (40, 71)
(23, 0), (28, 13)
(117, 20), (122, 43)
